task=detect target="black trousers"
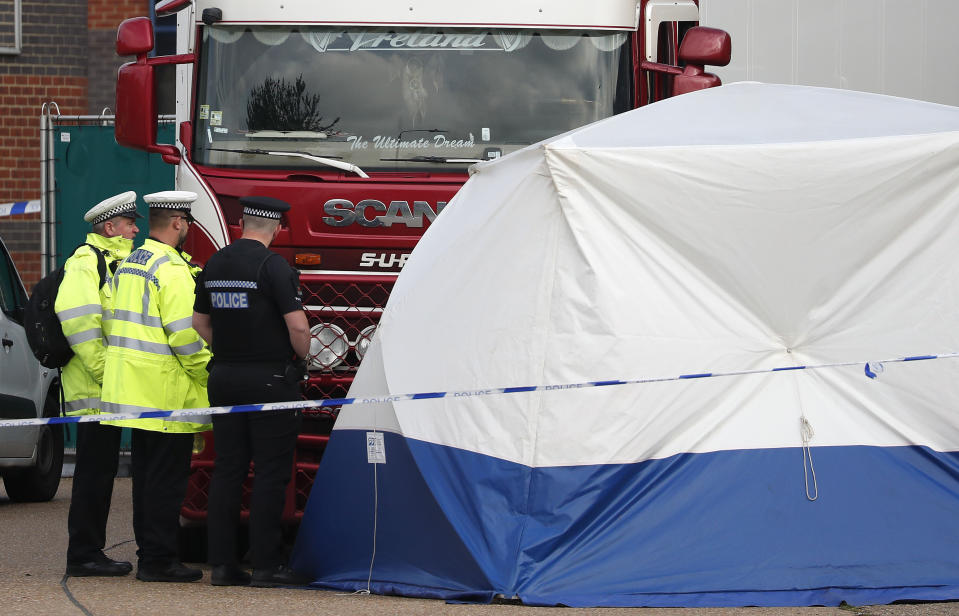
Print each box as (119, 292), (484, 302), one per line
(130, 428), (194, 568)
(67, 422), (122, 564)
(207, 362), (301, 569)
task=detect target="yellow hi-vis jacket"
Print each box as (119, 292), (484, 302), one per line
(54, 233), (132, 416)
(101, 238), (211, 433)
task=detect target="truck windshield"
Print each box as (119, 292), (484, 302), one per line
(193, 27), (633, 172)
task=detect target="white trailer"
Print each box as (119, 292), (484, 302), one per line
(700, 0), (959, 105)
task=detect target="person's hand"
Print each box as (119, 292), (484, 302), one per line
(293, 358), (309, 382)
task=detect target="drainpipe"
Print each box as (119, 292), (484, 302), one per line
(45, 104), (59, 274)
(38, 103), (57, 276)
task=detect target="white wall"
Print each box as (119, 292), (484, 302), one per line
(699, 0), (959, 106)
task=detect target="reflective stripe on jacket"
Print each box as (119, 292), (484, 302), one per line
(101, 238), (211, 433)
(54, 233), (132, 416)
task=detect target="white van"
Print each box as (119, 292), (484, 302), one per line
(0, 236), (62, 501)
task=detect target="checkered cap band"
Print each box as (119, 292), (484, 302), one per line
(243, 206), (283, 220)
(148, 202), (193, 210)
(90, 202), (137, 225)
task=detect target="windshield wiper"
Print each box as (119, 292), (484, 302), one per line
(202, 147), (369, 179)
(398, 128), (447, 138)
(380, 155), (486, 164)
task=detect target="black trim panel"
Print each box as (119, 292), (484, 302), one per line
(0, 393), (36, 419)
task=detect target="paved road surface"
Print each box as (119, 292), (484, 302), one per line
(1, 478), (956, 616)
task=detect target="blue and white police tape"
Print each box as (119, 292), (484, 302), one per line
(0, 351), (956, 429)
(0, 199), (40, 217)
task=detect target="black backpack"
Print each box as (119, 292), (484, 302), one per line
(24, 243), (108, 369)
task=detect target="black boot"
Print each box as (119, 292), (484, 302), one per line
(210, 564), (251, 586)
(136, 561), (203, 583)
(66, 552), (133, 577)
(250, 565), (311, 588)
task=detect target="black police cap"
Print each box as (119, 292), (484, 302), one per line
(240, 196), (291, 220)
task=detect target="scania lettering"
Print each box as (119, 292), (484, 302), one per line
(322, 199), (446, 228)
(113, 0), (730, 557)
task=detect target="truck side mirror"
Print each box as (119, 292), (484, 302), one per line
(116, 62), (174, 160)
(116, 16), (154, 56)
(679, 27), (731, 67)
(673, 27), (731, 96)
(114, 17), (186, 165)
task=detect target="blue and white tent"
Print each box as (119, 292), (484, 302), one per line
(291, 83), (959, 607)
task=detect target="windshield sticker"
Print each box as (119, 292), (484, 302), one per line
(481, 128), (490, 142)
(213, 127), (229, 134)
(301, 32), (545, 53)
(347, 134), (476, 151)
(199, 105), (210, 120)
(351, 32), (486, 52)
(210, 111), (223, 126)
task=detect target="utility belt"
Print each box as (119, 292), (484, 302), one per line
(209, 358), (308, 385)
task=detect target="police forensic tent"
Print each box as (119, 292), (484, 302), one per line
(291, 82), (959, 607)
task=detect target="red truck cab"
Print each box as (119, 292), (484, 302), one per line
(114, 0), (730, 557)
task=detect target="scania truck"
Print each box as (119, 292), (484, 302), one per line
(114, 0), (730, 554)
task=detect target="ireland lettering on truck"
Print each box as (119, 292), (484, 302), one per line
(113, 0), (730, 559)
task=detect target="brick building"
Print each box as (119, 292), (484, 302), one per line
(0, 0), (153, 287)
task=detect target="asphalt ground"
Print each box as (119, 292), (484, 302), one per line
(1, 478), (957, 616)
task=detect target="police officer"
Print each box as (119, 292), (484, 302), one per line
(192, 196), (311, 587)
(59, 192), (141, 577)
(101, 191), (211, 583)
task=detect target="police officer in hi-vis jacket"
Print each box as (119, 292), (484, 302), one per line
(100, 191), (211, 583)
(60, 191), (141, 577)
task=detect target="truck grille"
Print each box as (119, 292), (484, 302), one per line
(301, 276), (393, 376)
(300, 274), (394, 418)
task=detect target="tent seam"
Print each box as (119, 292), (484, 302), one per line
(506, 144), (566, 598)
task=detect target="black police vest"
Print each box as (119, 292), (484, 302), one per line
(201, 239), (295, 364)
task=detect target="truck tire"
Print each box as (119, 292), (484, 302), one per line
(3, 386), (64, 502)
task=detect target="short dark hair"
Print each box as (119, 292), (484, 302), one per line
(242, 214), (280, 234)
(149, 208), (180, 230)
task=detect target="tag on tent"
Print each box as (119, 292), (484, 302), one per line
(367, 432), (386, 464)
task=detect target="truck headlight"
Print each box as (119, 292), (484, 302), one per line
(356, 325), (376, 360)
(192, 433), (206, 456)
(308, 323), (347, 370)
